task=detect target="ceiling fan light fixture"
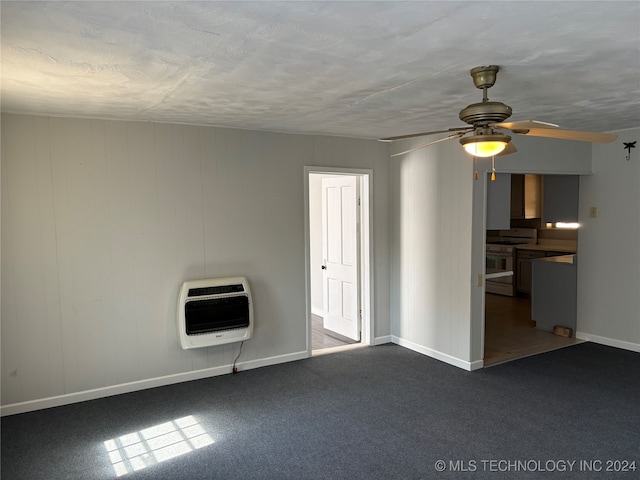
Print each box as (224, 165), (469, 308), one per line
(462, 141), (507, 157)
(460, 132), (511, 157)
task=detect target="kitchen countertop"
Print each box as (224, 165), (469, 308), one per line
(532, 254), (576, 265)
(515, 243), (577, 253)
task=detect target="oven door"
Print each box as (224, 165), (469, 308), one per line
(486, 251), (514, 284)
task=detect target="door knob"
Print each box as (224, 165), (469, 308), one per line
(321, 265), (326, 270)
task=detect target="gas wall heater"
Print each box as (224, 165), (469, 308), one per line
(177, 277), (253, 349)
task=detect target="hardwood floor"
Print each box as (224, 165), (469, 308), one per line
(312, 314), (358, 351)
(484, 293), (582, 367)
(313, 298), (580, 364)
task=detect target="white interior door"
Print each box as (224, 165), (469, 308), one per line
(321, 176), (360, 341)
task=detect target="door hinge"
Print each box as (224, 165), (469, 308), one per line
(357, 197), (361, 206)
(359, 309), (362, 320)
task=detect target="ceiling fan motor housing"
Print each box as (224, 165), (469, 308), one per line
(460, 127), (511, 143)
(459, 101), (512, 125)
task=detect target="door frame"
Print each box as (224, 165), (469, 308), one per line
(303, 166), (374, 355)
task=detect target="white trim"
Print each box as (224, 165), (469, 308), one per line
(479, 171), (489, 360)
(304, 166), (375, 355)
(1, 350), (308, 417)
(311, 307), (325, 318)
(468, 359), (485, 371)
(575, 332), (640, 353)
(304, 170), (313, 355)
(391, 336), (482, 371)
(374, 335), (392, 345)
(360, 173), (374, 346)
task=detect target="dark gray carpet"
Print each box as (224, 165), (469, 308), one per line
(2, 342), (639, 479)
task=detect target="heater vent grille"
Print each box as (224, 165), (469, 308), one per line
(177, 277), (253, 349)
(187, 284), (245, 297)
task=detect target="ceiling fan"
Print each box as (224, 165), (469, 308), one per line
(380, 65), (618, 158)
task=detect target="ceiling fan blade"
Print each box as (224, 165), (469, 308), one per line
(512, 128), (617, 143)
(497, 142), (518, 156)
(390, 133), (465, 157)
(493, 120), (559, 130)
(380, 126), (472, 142)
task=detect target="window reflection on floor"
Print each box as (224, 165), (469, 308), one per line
(103, 415), (214, 477)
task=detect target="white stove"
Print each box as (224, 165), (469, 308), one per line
(486, 228), (537, 296)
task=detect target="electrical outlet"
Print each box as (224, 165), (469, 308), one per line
(589, 207), (597, 218)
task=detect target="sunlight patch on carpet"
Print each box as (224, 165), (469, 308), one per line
(103, 415), (214, 476)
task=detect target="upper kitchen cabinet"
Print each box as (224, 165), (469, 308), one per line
(486, 173), (511, 230)
(543, 175), (579, 223)
(510, 174), (541, 219)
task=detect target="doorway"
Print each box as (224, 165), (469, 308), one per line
(482, 173), (582, 366)
(304, 168), (373, 356)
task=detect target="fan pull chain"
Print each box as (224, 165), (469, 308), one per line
(491, 155), (496, 181)
(474, 156), (478, 180)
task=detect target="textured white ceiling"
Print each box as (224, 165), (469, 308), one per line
(2, 1), (639, 139)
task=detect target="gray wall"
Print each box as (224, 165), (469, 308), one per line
(487, 135), (593, 175)
(577, 127), (640, 350)
(1, 114), (391, 411)
(390, 132), (596, 368)
(2, 112), (636, 412)
(390, 137), (475, 368)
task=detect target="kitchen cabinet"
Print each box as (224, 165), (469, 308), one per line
(486, 173), (511, 230)
(531, 255), (577, 334)
(543, 175), (579, 223)
(511, 174), (541, 219)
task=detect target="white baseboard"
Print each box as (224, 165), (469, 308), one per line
(1, 350), (309, 417)
(311, 307), (325, 318)
(391, 336), (482, 371)
(575, 332), (640, 353)
(468, 359), (485, 371)
(374, 335), (392, 345)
